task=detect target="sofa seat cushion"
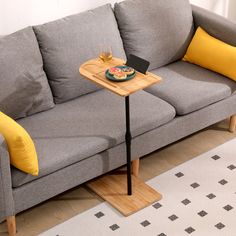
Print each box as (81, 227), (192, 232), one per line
(114, 0), (194, 70)
(12, 90), (175, 187)
(145, 61), (236, 115)
(33, 4), (126, 104)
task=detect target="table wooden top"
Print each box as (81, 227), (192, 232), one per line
(79, 57), (162, 97)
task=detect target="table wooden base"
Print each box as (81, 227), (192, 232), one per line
(87, 174), (162, 216)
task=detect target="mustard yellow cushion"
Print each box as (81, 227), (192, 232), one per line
(183, 27), (236, 81)
(0, 112), (39, 176)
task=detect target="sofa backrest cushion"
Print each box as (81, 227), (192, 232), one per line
(0, 27), (55, 120)
(114, 0), (194, 70)
(33, 4), (126, 104)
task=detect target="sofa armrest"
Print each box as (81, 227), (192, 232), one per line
(192, 5), (236, 46)
(0, 135), (14, 223)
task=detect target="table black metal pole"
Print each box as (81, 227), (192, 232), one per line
(125, 96), (132, 195)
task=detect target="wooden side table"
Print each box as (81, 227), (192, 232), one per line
(80, 57), (162, 216)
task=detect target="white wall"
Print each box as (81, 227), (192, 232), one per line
(0, 0), (235, 35)
(0, 0), (118, 35)
(228, 0), (236, 21)
(190, 0), (229, 16)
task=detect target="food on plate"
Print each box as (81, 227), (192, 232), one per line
(107, 66), (135, 81)
(122, 66), (135, 75)
(113, 71), (127, 80)
(108, 67), (122, 75)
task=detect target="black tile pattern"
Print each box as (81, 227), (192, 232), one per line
(206, 193), (216, 199)
(94, 211), (104, 218)
(223, 205), (233, 211)
(109, 224), (119, 231)
(181, 199), (191, 205)
(218, 179), (228, 185)
(153, 202), (162, 209)
(190, 182), (200, 189)
(185, 227), (195, 234)
(215, 222), (225, 230)
(198, 210), (208, 217)
(168, 214), (178, 221)
(175, 172), (184, 178)
(227, 164), (236, 170)
(141, 220), (151, 227)
(211, 155), (221, 160)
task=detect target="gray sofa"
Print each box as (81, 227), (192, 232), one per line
(1, 0), (236, 235)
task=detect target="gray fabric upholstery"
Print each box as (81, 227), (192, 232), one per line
(33, 4), (126, 103)
(12, 90), (175, 187)
(0, 135), (14, 223)
(11, 93), (236, 219)
(145, 61), (236, 115)
(114, 0), (194, 70)
(192, 5), (236, 46)
(0, 27), (54, 120)
(2, 2), (236, 224)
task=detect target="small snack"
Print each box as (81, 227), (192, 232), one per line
(113, 71), (127, 80)
(108, 67), (122, 75)
(122, 66), (135, 75)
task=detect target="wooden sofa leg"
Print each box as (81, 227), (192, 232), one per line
(229, 115), (236, 133)
(7, 216), (16, 236)
(132, 159), (140, 177)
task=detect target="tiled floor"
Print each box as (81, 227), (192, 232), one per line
(0, 119), (235, 236)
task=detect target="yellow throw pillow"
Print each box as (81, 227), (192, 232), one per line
(0, 112), (39, 176)
(183, 27), (236, 81)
